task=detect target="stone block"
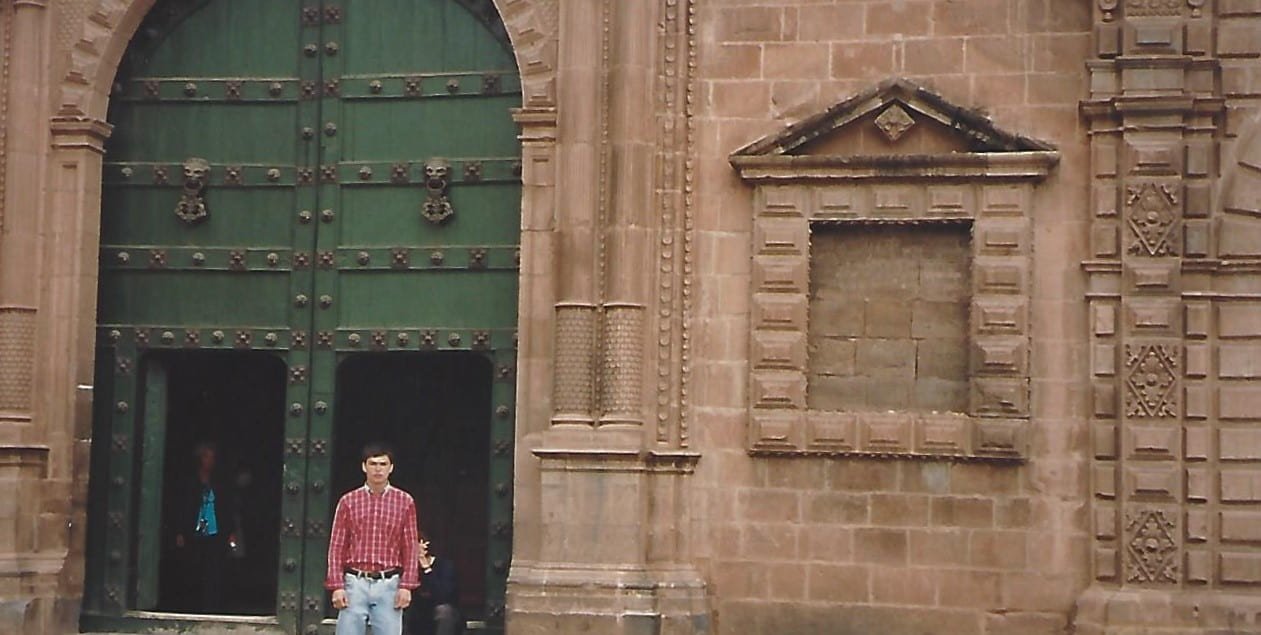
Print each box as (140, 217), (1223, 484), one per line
(858, 412), (913, 453)
(1187, 509), (1210, 543)
(855, 338), (916, 372)
(866, 1), (931, 36)
(741, 523), (799, 561)
(750, 411), (803, 452)
(931, 496), (995, 528)
(984, 611), (1068, 635)
(974, 259), (1026, 295)
(909, 528), (969, 566)
(1219, 344), (1261, 378)
(1219, 22), (1261, 57)
(826, 460), (900, 491)
(1126, 466), (1178, 500)
(751, 371), (807, 409)
(971, 377), (1029, 417)
(1220, 470), (1261, 502)
(715, 6), (787, 43)
(805, 564), (869, 602)
(904, 37), (967, 77)
(938, 569), (1002, 607)
(805, 492), (870, 525)
(1184, 343), (1209, 377)
(753, 331), (807, 371)
(915, 413), (970, 454)
(972, 337), (1027, 376)
(1220, 552), (1261, 584)
(753, 256), (808, 294)
(808, 299), (864, 338)
(863, 301), (913, 338)
(870, 566), (935, 605)
(911, 301), (969, 340)
(804, 411), (856, 453)
(969, 530), (1027, 569)
(753, 293), (808, 330)
(976, 300), (1027, 335)
(1221, 428), (1261, 460)
(754, 218), (808, 256)
(870, 493), (930, 527)
(853, 528), (909, 565)
(1220, 385), (1261, 420)
(804, 524), (853, 562)
(1219, 303), (1261, 338)
(1221, 511), (1261, 544)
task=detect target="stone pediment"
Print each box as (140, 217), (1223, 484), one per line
(731, 79), (1058, 181)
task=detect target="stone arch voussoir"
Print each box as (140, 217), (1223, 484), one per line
(1219, 109), (1261, 258)
(58, 0), (558, 121)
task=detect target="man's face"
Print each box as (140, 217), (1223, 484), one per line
(362, 454), (394, 486)
(198, 448), (216, 472)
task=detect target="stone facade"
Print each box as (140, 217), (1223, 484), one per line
(0, 0), (1259, 634)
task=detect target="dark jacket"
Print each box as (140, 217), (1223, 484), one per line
(422, 557), (459, 606)
(171, 474), (238, 541)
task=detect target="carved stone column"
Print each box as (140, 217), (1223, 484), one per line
(547, 0), (605, 432)
(1076, 0), (1261, 631)
(509, 0), (709, 632)
(0, 0), (49, 430)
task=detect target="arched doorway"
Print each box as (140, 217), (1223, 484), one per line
(80, 1), (521, 632)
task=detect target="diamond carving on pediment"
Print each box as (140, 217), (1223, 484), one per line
(874, 104), (915, 143)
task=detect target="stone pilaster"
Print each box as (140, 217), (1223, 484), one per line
(511, 0), (709, 632)
(0, 0), (49, 430)
(1077, 0), (1261, 631)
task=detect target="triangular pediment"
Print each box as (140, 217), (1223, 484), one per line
(732, 78), (1054, 158)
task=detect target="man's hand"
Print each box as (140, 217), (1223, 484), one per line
(331, 589), (348, 610)
(394, 587), (412, 610)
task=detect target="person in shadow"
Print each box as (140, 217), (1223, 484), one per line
(171, 441), (237, 613)
(408, 538), (461, 635)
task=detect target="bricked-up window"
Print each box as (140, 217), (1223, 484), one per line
(807, 222), (972, 413)
(731, 79), (1058, 459)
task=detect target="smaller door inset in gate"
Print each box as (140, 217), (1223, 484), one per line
(139, 351), (286, 616)
(330, 353), (493, 625)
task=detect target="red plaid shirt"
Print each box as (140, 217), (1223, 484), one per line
(325, 485), (420, 590)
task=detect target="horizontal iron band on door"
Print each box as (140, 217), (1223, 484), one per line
(337, 71), (521, 99)
(97, 326), (518, 352)
(338, 158), (522, 185)
(99, 246), (520, 272)
(114, 78), (302, 103)
(100, 247), (299, 272)
(104, 160), (522, 187)
(104, 163), (304, 188)
(338, 246), (519, 270)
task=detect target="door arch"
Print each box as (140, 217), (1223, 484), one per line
(82, 1), (522, 632)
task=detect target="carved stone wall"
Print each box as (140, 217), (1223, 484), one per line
(9, 0), (1261, 633)
(1078, 0), (1261, 631)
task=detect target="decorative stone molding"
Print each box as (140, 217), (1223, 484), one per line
(731, 79), (1058, 462)
(1078, 0), (1251, 619)
(57, 0), (559, 119)
(0, 307), (35, 418)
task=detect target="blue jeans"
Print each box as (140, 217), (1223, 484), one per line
(336, 573), (403, 635)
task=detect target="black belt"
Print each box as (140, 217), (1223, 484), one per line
(345, 567), (401, 580)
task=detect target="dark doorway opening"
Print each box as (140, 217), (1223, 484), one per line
(332, 352), (492, 622)
(149, 351), (285, 616)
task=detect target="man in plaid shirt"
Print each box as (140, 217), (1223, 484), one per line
(326, 443), (421, 635)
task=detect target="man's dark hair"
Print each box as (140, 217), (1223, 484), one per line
(361, 442), (395, 463)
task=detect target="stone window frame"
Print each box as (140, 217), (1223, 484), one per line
(730, 84), (1058, 461)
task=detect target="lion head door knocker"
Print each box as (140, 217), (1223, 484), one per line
(421, 158), (455, 225)
(175, 157), (211, 225)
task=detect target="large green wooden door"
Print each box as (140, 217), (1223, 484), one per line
(87, 1), (520, 632)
